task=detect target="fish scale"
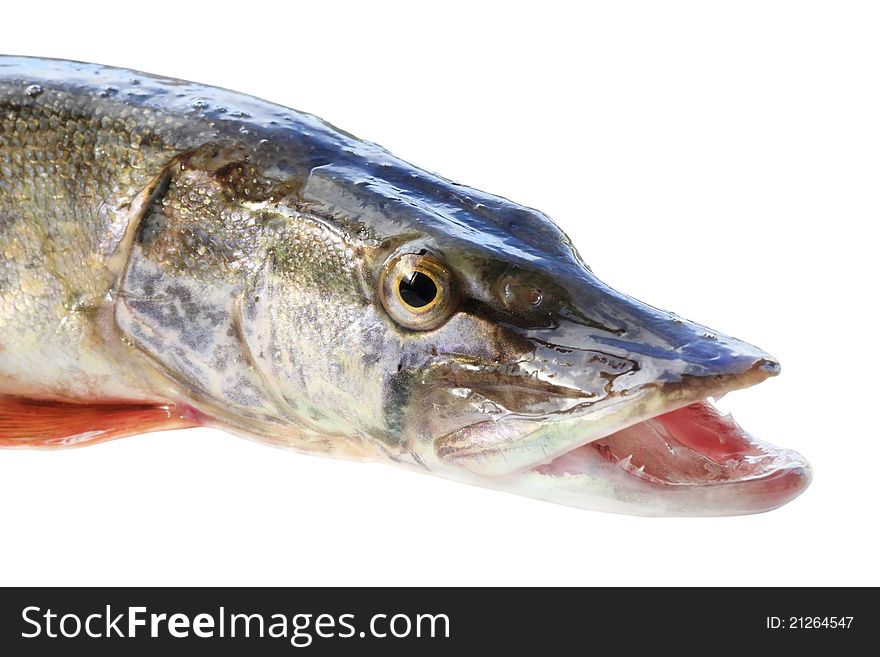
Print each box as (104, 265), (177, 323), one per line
(0, 69), (199, 402)
(0, 56), (810, 516)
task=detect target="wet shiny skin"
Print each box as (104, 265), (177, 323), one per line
(0, 56), (810, 515)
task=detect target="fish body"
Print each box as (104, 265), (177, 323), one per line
(0, 56), (811, 516)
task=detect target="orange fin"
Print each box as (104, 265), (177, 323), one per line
(0, 396), (199, 448)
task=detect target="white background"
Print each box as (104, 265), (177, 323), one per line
(2, 1), (877, 586)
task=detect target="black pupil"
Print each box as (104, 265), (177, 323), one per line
(399, 271), (438, 308)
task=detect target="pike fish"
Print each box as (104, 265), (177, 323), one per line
(0, 56), (811, 516)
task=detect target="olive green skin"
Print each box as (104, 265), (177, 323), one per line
(0, 57), (801, 515)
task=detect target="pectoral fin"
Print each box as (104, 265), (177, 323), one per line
(0, 396), (197, 448)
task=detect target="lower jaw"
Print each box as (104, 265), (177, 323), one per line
(525, 400), (812, 516)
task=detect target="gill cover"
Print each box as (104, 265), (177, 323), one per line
(114, 157), (293, 432)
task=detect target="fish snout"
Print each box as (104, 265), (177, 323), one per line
(539, 277), (783, 399)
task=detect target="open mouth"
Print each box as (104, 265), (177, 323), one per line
(430, 357), (812, 515)
(534, 399), (811, 510)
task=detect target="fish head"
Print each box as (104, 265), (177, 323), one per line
(134, 139), (809, 516)
(254, 159), (810, 517)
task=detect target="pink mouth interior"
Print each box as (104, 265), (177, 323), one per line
(595, 401), (766, 484)
(537, 401), (809, 490)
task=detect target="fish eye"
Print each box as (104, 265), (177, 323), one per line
(399, 271), (437, 308)
(379, 253), (458, 330)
